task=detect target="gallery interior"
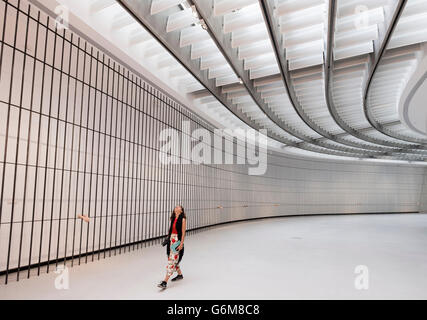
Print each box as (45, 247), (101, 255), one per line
(0, 0), (426, 299)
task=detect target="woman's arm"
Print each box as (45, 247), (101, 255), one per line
(178, 218), (186, 250)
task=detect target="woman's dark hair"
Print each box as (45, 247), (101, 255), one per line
(170, 205), (186, 221)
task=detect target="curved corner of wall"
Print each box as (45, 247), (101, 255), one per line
(399, 43), (427, 137)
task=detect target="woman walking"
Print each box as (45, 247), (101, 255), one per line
(158, 205), (186, 289)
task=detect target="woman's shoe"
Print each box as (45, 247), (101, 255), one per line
(157, 281), (167, 289)
(171, 274), (183, 281)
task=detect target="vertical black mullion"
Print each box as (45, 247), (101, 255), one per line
(138, 79), (145, 248)
(84, 47), (96, 263)
(178, 104), (183, 220)
(56, 28), (73, 267)
(111, 63), (119, 255)
(161, 95), (166, 241)
(78, 45), (93, 265)
(62, 32), (76, 267)
(198, 119), (207, 228)
(142, 84), (148, 246)
(133, 75), (138, 249)
(126, 72), (133, 251)
(145, 87), (151, 243)
(99, 56), (110, 259)
(46, 25), (66, 273)
(211, 134), (214, 225)
(154, 92), (161, 243)
(107, 60), (117, 258)
(160, 95), (166, 242)
(89, 50), (101, 262)
(160, 96), (166, 241)
(186, 108), (190, 226)
(153, 89), (159, 242)
(182, 108), (186, 227)
(190, 109), (193, 229)
(174, 103), (179, 224)
(189, 112), (193, 227)
(165, 99), (171, 237)
(195, 113), (198, 230)
(151, 88), (157, 244)
(37, 19), (58, 276)
(26, 9), (42, 279)
(147, 88), (154, 243)
(180, 105), (183, 219)
(6, 1), (29, 283)
(199, 118), (203, 228)
(173, 104), (178, 226)
(185, 110), (190, 228)
(96, 53), (107, 260)
(116, 65), (124, 253)
(206, 126), (209, 225)
(113, 64), (122, 255)
(118, 68), (127, 254)
(152, 91), (158, 243)
(199, 116), (202, 228)
(157, 94), (162, 241)
(200, 116), (203, 225)
(0, 0), (18, 284)
(127, 73), (133, 251)
(169, 100), (174, 234)
(20, 7), (40, 280)
(169, 102), (175, 228)
(72, 39), (87, 267)
(70, 38), (83, 266)
(134, 76), (139, 247)
(193, 112), (197, 229)
(123, 71), (131, 252)
(130, 75), (137, 250)
(171, 102), (176, 223)
(167, 99), (171, 234)
(189, 109), (193, 230)
(114, 66), (124, 255)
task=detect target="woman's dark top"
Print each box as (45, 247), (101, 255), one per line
(166, 213), (185, 262)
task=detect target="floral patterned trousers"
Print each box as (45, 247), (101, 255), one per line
(166, 233), (181, 277)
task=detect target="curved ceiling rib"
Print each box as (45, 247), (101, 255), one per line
(364, 0), (427, 145)
(189, 0), (382, 157)
(260, 0), (427, 160)
(325, 0), (401, 151)
(324, 0), (427, 156)
(328, 0), (427, 153)
(116, 0), (390, 159)
(114, 0), (427, 162)
(260, 0), (391, 155)
(258, 0), (385, 153)
(115, 0), (292, 147)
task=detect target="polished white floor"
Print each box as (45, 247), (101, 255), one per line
(1, 213), (427, 299)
